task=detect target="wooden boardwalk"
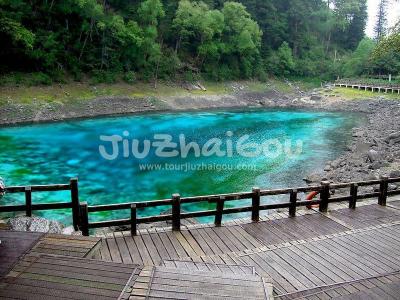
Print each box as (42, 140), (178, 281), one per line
(334, 82), (400, 94)
(97, 198), (400, 299)
(1, 198), (400, 299)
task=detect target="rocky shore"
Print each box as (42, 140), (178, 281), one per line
(301, 97), (400, 191)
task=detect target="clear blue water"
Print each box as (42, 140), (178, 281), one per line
(0, 109), (361, 225)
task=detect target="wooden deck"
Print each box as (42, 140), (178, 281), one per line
(1, 198), (400, 299)
(97, 198), (400, 299)
(334, 82), (400, 94)
(0, 231), (43, 278)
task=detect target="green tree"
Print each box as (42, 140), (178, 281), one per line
(342, 37), (375, 77)
(374, 0), (388, 40)
(267, 41), (294, 76)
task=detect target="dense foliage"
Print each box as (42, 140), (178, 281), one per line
(0, 0), (398, 84)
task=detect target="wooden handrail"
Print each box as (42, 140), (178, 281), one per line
(83, 176), (400, 236)
(1, 176), (399, 236)
(0, 178), (80, 229)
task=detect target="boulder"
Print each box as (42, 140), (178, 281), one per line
(62, 225), (76, 235)
(386, 132), (400, 142)
(29, 217), (50, 232)
(303, 173), (325, 184)
(7, 216), (64, 234)
(389, 170), (400, 178)
(389, 138), (400, 146)
(330, 160), (340, 169)
(49, 220), (64, 234)
(369, 161), (388, 170)
(367, 149), (380, 163)
(310, 95), (322, 101)
(8, 216), (30, 231)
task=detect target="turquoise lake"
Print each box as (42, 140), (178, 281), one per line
(0, 109), (361, 224)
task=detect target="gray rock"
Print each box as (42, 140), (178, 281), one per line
(386, 132), (400, 142)
(7, 216), (64, 233)
(388, 184), (398, 191)
(367, 149), (380, 163)
(62, 225), (76, 235)
(49, 220), (63, 234)
(303, 173), (325, 184)
(310, 95), (322, 101)
(8, 216), (31, 231)
(389, 138), (400, 146)
(29, 217), (50, 232)
(368, 174), (380, 180)
(389, 170), (400, 178)
(330, 160), (340, 169)
(369, 161), (382, 170)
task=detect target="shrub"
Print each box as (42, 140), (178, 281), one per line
(123, 71), (137, 83)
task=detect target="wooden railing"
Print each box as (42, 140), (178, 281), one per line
(80, 176), (400, 236)
(1, 176), (400, 236)
(0, 178), (80, 230)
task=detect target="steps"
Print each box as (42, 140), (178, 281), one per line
(128, 260), (274, 300)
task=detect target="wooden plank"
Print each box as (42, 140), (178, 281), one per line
(105, 237), (122, 263)
(149, 232), (171, 261)
(172, 231), (198, 258)
(99, 239), (112, 262)
(164, 231), (189, 258)
(157, 231), (180, 259)
(180, 230), (206, 256)
(113, 233), (133, 264)
(132, 235), (154, 265)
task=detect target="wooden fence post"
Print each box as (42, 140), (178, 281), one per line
(131, 204), (137, 236)
(172, 194), (181, 231)
(80, 202), (89, 236)
(25, 186), (32, 217)
(289, 189), (297, 217)
(349, 183), (358, 209)
(70, 178), (80, 231)
(252, 187), (261, 222)
(319, 181), (330, 213)
(215, 196), (225, 227)
(379, 176), (389, 206)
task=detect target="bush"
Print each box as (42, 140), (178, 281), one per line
(90, 70), (118, 84)
(123, 71), (137, 83)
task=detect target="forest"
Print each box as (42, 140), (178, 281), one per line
(0, 0), (399, 84)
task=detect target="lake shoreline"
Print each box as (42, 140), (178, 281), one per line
(1, 87), (400, 187)
(0, 86), (365, 127)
